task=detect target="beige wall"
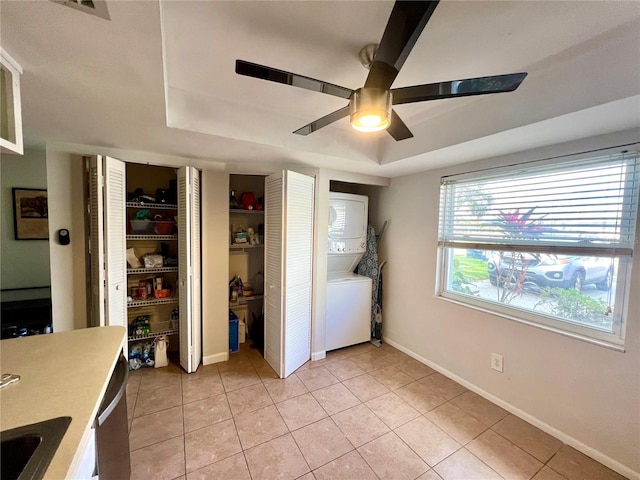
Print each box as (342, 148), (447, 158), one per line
(1, 148), (50, 291)
(46, 149), (87, 331)
(369, 130), (640, 477)
(201, 169), (229, 365)
(310, 169), (329, 359)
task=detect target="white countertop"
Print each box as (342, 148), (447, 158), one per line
(1, 326), (126, 479)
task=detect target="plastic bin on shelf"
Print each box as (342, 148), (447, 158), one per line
(154, 221), (175, 235)
(129, 219), (154, 234)
(229, 319), (239, 353)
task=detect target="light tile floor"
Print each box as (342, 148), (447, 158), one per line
(127, 342), (628, 480)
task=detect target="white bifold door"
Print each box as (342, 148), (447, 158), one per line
(89, 157), (202, 373)
(178, 166), (202, 373)
(89, 155), (127, 329)
(265, 170), (315, 378)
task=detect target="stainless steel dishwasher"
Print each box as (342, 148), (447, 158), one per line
(95, 354), (130, 480)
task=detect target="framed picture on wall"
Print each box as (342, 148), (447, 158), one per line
(13, 188), (48, 240)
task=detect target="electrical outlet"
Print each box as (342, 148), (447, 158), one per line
(491, 353), (504, 373)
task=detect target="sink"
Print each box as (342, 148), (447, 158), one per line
(1, 416), (71, 480)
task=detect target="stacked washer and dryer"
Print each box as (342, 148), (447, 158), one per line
(325, 192), (373, 351)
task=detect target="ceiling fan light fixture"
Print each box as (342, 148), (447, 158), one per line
(350, 88), (392, 132)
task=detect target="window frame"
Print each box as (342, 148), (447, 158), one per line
(436, 147), (639, 350)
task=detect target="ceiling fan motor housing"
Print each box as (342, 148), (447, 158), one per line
(350, 88), (393, 132)
(358, 44), (379, 70)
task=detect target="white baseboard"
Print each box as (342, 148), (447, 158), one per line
(203, 351), (228, 366)
(311, 350), (326, 361)
(383, 337), (639, 480)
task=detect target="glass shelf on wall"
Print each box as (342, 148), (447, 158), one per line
(127, 297), (179, 308)
(126, 234), (178, 241)
(127, 267), (178, 275)
(127, 202), (177, 210)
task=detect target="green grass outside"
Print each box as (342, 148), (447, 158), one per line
(454, 255), (489, 281)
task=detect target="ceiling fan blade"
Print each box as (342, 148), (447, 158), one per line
(392, 72), (528, 105)
(293, 105), (351, 136)
(387, 110), (413, 141)
(365, 1), (439, 90)
(236, 60), (353, 100)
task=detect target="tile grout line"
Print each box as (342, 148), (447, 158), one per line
(393, 416), (458, 475)
(424, 399), (492, 446)
(287, 422), (322, 478)
(435, 446), (506, 480)
(488, 420), (560, 466)
(180, 376), (187, 479)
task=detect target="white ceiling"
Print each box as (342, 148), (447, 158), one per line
(1, 0), (639, 177)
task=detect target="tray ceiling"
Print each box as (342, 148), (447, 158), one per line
(1, 1), (639, 176)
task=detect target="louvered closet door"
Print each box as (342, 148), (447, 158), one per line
(103, 156), (127, 328)
(190, 169), (201, 371)
(89, 156), (105, 327)
(282, 171), (314, 377)
(265, 171), (315, 378)
(178, 167), (202, 373)
(265, 174), (284, 376)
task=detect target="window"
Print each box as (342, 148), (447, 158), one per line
(437, 149), (639, 349)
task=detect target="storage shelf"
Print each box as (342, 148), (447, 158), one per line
(127, 267), (178, 275)
(230, 294), (264, 306)
(230, 244), (263, 250)
(127, 297), (179, 308)
(126, 234), (178, 241)
(230, 209), (264, 215)
(127, 202), (177, 210)
(128, 327), (179, 342)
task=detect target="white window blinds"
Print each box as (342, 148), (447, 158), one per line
(438, 151), (640, 257)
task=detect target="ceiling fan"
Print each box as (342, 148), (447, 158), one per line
(235, 1), (527, 141)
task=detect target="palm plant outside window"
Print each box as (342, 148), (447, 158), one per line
(437, 148), (639, 349)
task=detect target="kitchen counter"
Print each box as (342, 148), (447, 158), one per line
(1, 326), (126, 479)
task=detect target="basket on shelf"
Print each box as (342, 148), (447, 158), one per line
(130, 219), (154, 234)
(154, 221), (175, 235)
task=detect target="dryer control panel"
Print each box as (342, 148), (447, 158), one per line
(327, 239), (367, 254)
(328, 192), (368, 253)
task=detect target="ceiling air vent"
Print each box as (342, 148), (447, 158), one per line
(50, 0), (110, 20)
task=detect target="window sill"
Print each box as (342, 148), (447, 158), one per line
(435, 292), (626, 353)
